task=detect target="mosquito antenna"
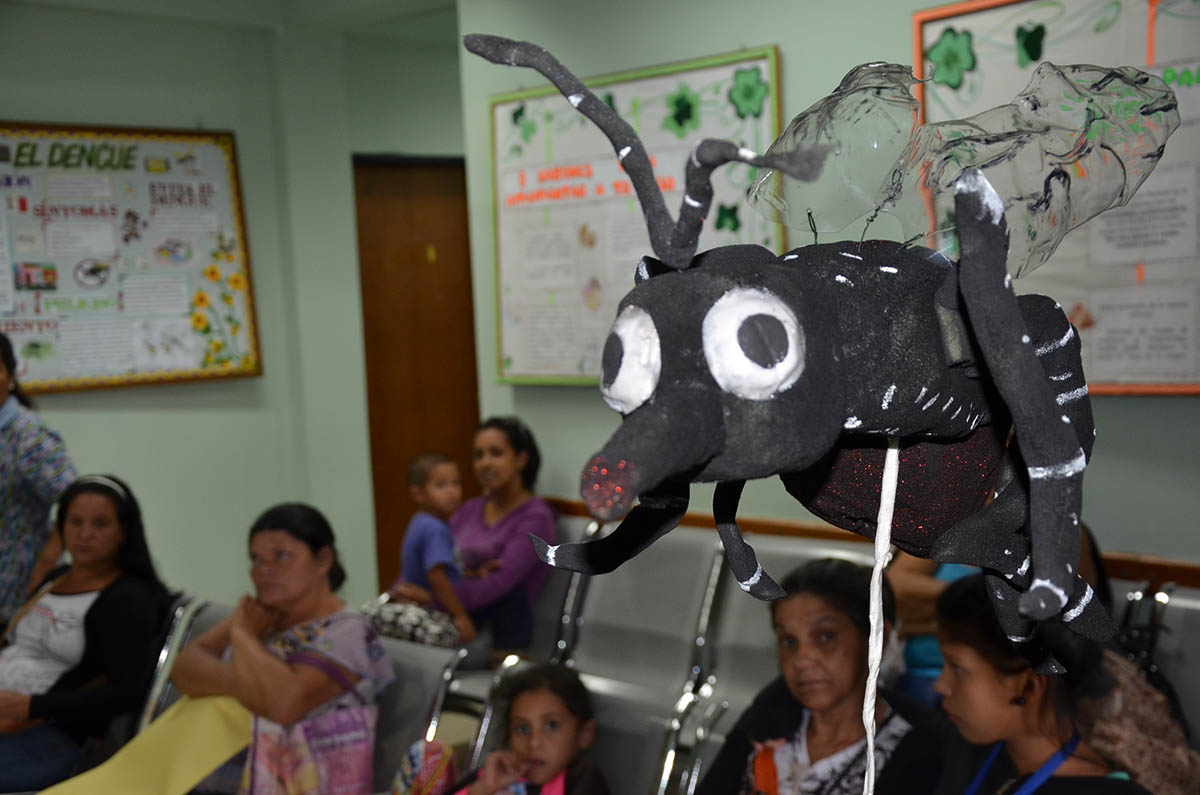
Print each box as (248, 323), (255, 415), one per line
(465, 34), (830, 270)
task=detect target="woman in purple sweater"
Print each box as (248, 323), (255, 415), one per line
(451, 416), (557, 653)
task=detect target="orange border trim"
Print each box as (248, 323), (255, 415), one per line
(545, 497), (1200, 587)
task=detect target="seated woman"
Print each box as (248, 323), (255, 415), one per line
(933, 574), (1149, 794)
(696, 558), (941, 795)
(450, 417), (557, 654)
(171, 503), (395, 793)
(0, 475), (173, 792)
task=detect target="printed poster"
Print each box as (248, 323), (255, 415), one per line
(0, 125), (260, 392)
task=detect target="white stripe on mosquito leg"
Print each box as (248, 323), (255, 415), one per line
(690, 149), (701, 169)
(1035, 326), (1075, 356)
(839, 251), (863, 261)
(1056, 385), (1089, 405)
(1017, 556), (1030, 576)
(1029, 578), (1069, 609)
(784, 253), (799, 260)
(915, 387), (927, 403)
(1050, 372), (1072, 381)
(1027, 449), (1087, 479)
(879, 266), (898, 274)
(1004, 274), (1012, 288)
(738, 563), (764, 593)
(737, 147), (757, 160)
(618, 146), (632, 161)
(684, 195), (702, 208)
(1063, 584), (1094, 622)
(568, 93), (584, 107)
(943, 396), (954, 411)
(881, 385), (896, 410)
(545, 544), (558, 567)
(835, 274), (855, 286)
(952, 406), (963, 420)
(922, 393), (941, 410)
(1008, 631), (1033, 642)
(955, 169), (1005, 223)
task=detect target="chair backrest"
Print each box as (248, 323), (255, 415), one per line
(706, 533), (874, 715)
(569, 524), (721, 690)
(528, 516), (598, 661)
(138, 594), (199, 730)
(1112, 579), (1200, 746)
(373, 638), (465, 791)
(585, 682), (679, 795)
(142, 601), (233, 725)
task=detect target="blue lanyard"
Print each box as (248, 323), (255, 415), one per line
(964, 733), (1080, 795)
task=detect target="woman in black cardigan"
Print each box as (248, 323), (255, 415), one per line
(0, 475), (172, 792)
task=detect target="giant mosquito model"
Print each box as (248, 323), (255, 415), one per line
(465, 34), (1178, 646)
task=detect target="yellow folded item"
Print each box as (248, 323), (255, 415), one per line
(42, 695), (252, 795)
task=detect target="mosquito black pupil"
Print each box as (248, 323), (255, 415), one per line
(601, 332), (623, 388)
(737, 313), (788, 368)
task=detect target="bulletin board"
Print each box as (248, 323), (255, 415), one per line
(915, 0), (1200, 394)
(490, 47), (782, 384)
(0, 122), (262, 393)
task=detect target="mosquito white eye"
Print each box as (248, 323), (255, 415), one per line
(702, 287), (804, 400)
(600, 305), (661, 414)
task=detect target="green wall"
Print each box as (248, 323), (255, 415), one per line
(1, 2), (379, 605)
(346, 35), (464, 156)
(456, 0), (1200, 560)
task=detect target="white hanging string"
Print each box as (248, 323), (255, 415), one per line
(862, 436), (901, 795)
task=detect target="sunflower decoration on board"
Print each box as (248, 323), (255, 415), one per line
(193, 236), (252, 370)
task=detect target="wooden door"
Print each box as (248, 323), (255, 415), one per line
(353, 158), (481, 591)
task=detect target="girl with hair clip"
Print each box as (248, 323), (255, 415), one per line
(0, 331), (77, 633)
(453, 664), (609, 795)
(172, 502), (394, 794)
(933, 574), (1149, 794)
(0, 475), (173, 792)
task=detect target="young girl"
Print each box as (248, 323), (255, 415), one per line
(933, 574), (1149, 794)
(458, 664), (609, 795)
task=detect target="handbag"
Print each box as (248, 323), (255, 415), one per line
(361, 597), (461, 648)
(239, 652), (377, 795)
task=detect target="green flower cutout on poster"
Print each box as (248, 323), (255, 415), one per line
(728, 66), (769, 119)
(1016, 24), (1045, 68)
(715, 203), (741, 232)
(927, 28), (977, 90)
(663, 83), (702, 139)
(512, 104), (537, 143)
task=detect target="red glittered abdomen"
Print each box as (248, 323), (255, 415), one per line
(780, 423), (1009, 557)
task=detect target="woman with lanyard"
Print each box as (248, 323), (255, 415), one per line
(933, 574), (1149, 794)
(0, 331), (76, 635)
